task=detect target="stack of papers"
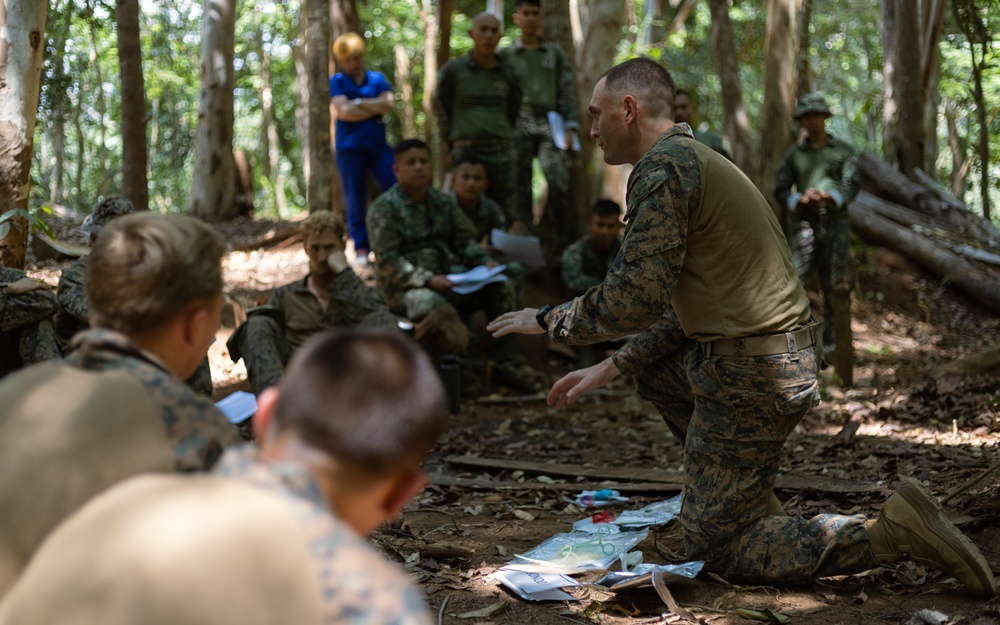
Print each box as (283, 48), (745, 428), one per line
(446, 264), (507, 295)
(493, 569), (578, 602)
(490, 229), (546, 267)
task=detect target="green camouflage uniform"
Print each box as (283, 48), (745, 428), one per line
(435, 53), (522, 223)
(452, 191), (525, 306)
(500, 40), (578, 258)
(560, 234), (622, 297)
(692, 127), (731, 160)
(214, 446), (433, 624)
(542, 124), (879, 583)
(227, 271), (396, 396)
(0, 267), (61, 378)
(774, 134), (860, 350)
(55, 255), (214, 397)
(63, 328), (239, 469)
(368, 184), (520, 363)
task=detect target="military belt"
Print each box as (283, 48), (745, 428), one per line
(700, 325), (815, 357)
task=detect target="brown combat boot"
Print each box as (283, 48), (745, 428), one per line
(867, 478), (997, 598)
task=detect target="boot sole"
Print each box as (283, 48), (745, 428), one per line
(891, 478), (997, 598)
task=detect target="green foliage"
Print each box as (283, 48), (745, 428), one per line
(27, 0), (999, 224)
(0, 207), (55, 240)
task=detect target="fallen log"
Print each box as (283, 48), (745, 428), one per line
(857, 152), (941, 217)
(445, 455), (881, 494)
(848, 202), (1000, 314)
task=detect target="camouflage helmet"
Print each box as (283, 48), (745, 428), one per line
(80, 197), (137, 236)
(793, 93), (832, 119)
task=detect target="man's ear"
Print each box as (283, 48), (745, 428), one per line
(382, 470), (427, 520)
(182, 303), (208, 347)
(623, 94), (638, 124)
(253, 387), (280, 443)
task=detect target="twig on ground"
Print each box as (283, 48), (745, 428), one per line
(940, 458), (1000, 505)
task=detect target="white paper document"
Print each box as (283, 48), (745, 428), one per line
(215, 390), (257, 424)
(490, 229), (546, 267)
(446, 264), (508, 295)
(493, 568), (579, 602)
(547, 111), (582, 151)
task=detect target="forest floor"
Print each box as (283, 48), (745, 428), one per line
(28, 216), (1000, 625)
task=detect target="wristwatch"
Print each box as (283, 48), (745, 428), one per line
(535, 305), (553, 331)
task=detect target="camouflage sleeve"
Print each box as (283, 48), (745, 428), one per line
(610, 310), (687, 376)
(553, 44), (579, 129)
(831, 146), (860, 209)
(368, 195), (436, 291)
(324, 268), (391, 323)
(773, 147), (801, 212)
(506, 68), (522, 129)
(560, 240), (602, 294)
(446, 198), (489, 268)
(57, 258), (90, 324)
(548, 163), (686, 346)
(0, 279), (59, 334)
(434, 61), (455, 146)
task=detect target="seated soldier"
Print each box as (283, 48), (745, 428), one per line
(0, 213), (239, 597)
(450, 153), (524, 306)
(0, 267), (60, 378)
(561, 199), (623, 297)
(560, 199), (624, 366)
(55, 197), (214, 396)
(227, 211), (396, 396)
(0, 328), (446, 625)
(368, 139), (535, 391)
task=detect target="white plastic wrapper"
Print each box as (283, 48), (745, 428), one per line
(613, 495), (683, 527)
(507, 527), (650, 573)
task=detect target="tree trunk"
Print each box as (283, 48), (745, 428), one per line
(881, 0), (899, 166)
(89, 20), (109, 198)
(49, 111), (65, 205)
(848, 200), (1000, 315)
(305, 0), (335, 214)
(116, 0), (149, 212)
(73, 91), (84, 207)
(795, 0), (812, 98)
(189, 0), (236, 221)
(894, 0), (924, 179)
(393, 39), (417, 138)
(258, 26), (287, 217)
(664, 0), (698, 42)
(575, 0), (626, 204)
(756, 0), (798, 215)
(292, 22), (310, 185)
(329, 0), (359, 37)
(970, 46), (990, 223)
(707, 0), (760, 179)
(436, 0), (452, 70)
(920, 0), (946, 173)
(0, 1), (47, 270)
(421, 0), (439, 175)
(641, 0), (664, 46)
(945, 105), (972, 200)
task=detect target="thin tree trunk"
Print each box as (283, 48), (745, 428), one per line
(305, 0), (335, 213)
(708, 0), (763, 179)
(970, 46), (990, 222)
(795, 0), (812, 98)
(73, 91), (84, 207)
(881, 0), (899, 165)
(89, 20), (109, 198)
(258, 25), (286, 218)
(292, 24), (310, 185)
(329, 0), (359, 36)
(436, 0), (452, 70)
(393, 39), (417, 138)
(189, 0), (236, 220)
(0, 1), (47, 269)
(642, 0), (664, 46)
(919, 0), (945, 174)
(49, 112), (65, 204)
(945, 105), (971, 200)
(757, 0), (799, 221)
(116, 0), (149, 211)
(895, 0), (924, 178)
(149, 96), (159, 171)
(420, 0), (438, 173)
(663, 0), (698, 42)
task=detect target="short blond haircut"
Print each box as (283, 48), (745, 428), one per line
(300, 210), (346, 242)
(86, 213), (226, 335)
(332, 33), (365, 61)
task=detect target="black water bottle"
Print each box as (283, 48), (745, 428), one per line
(438, 355), (461, 415)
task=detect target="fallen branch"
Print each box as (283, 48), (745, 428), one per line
(940, 458), (1000, 505)
(445, 456), (880, 494)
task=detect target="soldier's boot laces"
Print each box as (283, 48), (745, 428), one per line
(866, 478), (997, 599)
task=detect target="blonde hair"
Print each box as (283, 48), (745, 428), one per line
(87, 213), (226, 334)
(300, 210), (346, 242)
(332, 33), (365, 61)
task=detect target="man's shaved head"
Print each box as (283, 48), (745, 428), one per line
(601, 57), (676, 121)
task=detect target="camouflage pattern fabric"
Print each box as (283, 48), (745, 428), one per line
(452, 192), (525, 306)
(215, 446), (433, 625)
(450, 142), (518, 225)
(540, 124), (874, 582)
(511, 112), (572, 238)
(368, 184), (520, 362)
(55, 256), (214, 397)
(64, 328), (238, 470)
(0, 267), (61, 377)
(775, 135), (860, 347)
(228, 272), (397, 396)
(633, 340), (876, 582)
(560, 234), (622, 296)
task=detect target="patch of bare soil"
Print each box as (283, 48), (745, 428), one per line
(26, 223), (1000, 625)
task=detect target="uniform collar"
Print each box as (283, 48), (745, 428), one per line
(214, 445), (329, 512)
(66, 328), (173, 374)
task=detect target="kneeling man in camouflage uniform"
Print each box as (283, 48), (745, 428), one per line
(490, 58), (995, 598)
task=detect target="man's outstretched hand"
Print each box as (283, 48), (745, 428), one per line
(547, 357), (621, 409)
(487, 308), (546, 338)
